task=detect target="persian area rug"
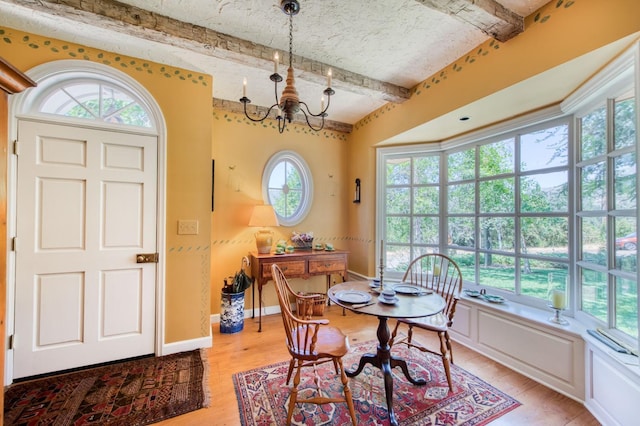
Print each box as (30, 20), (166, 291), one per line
(233, 340), (520, 426)
(4, 349), (209, 425)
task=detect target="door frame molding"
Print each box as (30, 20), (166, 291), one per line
(5, 60), (167, 384)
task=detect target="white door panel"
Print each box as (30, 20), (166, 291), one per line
(37, 272), (84, 347)
(14, 120), (157, 378)
(102, 268), (144, 337)
(103, 181), (143, 247)
(39, 178), (86, 249)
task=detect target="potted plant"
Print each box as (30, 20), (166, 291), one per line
(220, 257), (254, 334)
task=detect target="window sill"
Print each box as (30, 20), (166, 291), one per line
(459, 293), (586, 336)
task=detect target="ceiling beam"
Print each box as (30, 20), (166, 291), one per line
(415, 0), (524, 42)
(4, 0), (410, 104)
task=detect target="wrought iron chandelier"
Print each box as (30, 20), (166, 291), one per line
(239, 0), (334, 133)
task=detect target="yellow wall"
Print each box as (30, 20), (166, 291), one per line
(347, 0), (640, 277)
(3, 0), (640, 327)
(0, 27), (212, 343)
(210, 111), (349, 313)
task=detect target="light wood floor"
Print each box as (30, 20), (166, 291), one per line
(157, 305), (600, 425)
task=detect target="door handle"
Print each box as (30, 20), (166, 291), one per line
(136, 253), (159, 263)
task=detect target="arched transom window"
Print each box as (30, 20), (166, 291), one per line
(33, 79), (153, 128)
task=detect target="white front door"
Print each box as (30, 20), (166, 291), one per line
(13, 120), (157, 379)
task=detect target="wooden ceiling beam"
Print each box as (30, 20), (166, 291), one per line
(4, 0), (410, 104)
(415, 0), (524, 42)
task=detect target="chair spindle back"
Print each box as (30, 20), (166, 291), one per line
(402, 253), (462, 326)
(271, 263), (324, 357)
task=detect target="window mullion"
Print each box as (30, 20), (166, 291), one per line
(474, 146), (480, 285)
(606, 97), (617, 330)
(409, 157), (415, 255)
(514, 134), (522, 295)
(567, 117), (576, 315)
(440, 152), (446, 255)
(98, 83), (104, 120)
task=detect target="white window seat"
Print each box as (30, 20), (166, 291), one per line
(451, 294), (640, 426)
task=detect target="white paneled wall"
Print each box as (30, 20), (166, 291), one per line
(585, 343), (640, 426)
(450, 298), (585, 400)
(450, 297), (640, 425)
(477, 312), (579, 386)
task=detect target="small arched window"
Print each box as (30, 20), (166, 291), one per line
(32, 79), (153, 128)
(262, 151), (313, 227)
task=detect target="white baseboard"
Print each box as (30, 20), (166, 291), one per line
(160, 334), (212, 356)
(347, 271), (370, 281)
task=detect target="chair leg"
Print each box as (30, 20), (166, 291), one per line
(438, 331), (453, 392)
(286, 359), (295, 385)
(445, 330), (454, 364)
(287, 360), (302, 425)
(389, 321), (401, 347)
(337, 358), (358, 425)
(332, 358), (340, 375)
(407, 324), (414, 344)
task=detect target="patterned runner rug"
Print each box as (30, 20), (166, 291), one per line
(4, 349), (209, 425)
(234, 339), (520, 425)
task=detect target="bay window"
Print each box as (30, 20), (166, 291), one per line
(577, 93), (637, 340)
(383, 153), (441, 275)
(377, 44), (638, 347)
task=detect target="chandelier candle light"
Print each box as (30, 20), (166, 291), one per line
(239, 0), (335, 133)
(549, 288), (569, 325)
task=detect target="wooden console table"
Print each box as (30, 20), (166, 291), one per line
(249, 249), (349, 332)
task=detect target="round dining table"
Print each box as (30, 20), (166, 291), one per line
(328, 280), (446, 426)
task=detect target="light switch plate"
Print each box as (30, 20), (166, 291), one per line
(178, 219), (199, 235)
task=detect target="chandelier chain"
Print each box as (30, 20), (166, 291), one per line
(239, 0), (332, 134)
(288, 11), (293, 69)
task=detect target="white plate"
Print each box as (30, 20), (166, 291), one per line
(336, 290), (371, 304)
(464, 289), (481, 297)
(393, 284), (423, 295)
(378, 295), (399, 305)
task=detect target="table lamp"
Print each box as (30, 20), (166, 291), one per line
(249, 205), (279, 254)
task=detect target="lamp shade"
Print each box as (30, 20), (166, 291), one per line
(248, 205), (280, 227)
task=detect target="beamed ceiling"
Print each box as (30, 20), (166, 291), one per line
(0, 0), (634, 142)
